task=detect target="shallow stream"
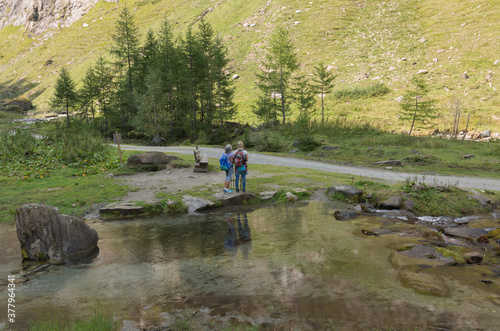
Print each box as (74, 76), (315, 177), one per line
(1, 201), (500, 330)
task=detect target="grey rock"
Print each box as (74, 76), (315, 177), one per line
(403, 199), (414, 211)
(260, 191), (277, 200)
(232, 74), (239, 80)
(481, 130), (491, 138)
(410, 149), (420, 154)
(397, 245), (455, 266)
(412, 183), (427, 192)
(465, 252), (483, 264)
(99, 204), (144, 216)
(494, 60), (500, 66)
(286, 192), (298, 202)
(5, 98), (32, 111)
(463, 154), (475, 158)
(293, 188), (307, 194)
(434, 186), (450, 192)
(127, 152), (179, 171)
(322, 146), (339, 151)
(470, 194), (491, 206)
(333, 209), (358, 221)
(327, 184), (363, 201)
(394, 96), (404, 103)
(214, 192), (256, 206)
(374, 160), (403, 166)
(150, 135), (164, 146)
(443, 227), (487, 239)
(462, 73), (470, 79)
(379, 195), (402, 210)
(182, 195), (215, 214)
(0, 0), (117, 37)
(16, 204), (98, 262)
(417, 69), (428, 74)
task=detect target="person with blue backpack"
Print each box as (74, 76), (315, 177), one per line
(219, 144), (234, 193)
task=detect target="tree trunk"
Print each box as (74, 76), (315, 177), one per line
(280, 66), (285, 125)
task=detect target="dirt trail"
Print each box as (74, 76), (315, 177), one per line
(114, 145), (500, 192)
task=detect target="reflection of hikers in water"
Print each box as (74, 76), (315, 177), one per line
(224, 214), (238, 254)
(237, 213), (252, 259)
(224, 213), (252, 258)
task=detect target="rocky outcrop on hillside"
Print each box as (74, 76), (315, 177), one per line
(0, 0), (117, 37)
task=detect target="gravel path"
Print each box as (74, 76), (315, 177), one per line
(114, 145), (500, 191)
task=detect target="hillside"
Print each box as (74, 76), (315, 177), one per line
(1, 0), (499, 133)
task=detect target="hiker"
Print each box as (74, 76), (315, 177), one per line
(232, 141), (248, 192)
(237, 213), (252, 259)
(220, 144), (234, 193)
(224, 213), (238, 254)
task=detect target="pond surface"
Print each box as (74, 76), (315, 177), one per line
(1, 201), (500, 330)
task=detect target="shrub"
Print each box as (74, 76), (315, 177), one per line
(4, 105), (23, 112)
(47, 121), (110, 165)
(333, 83), (389, 101)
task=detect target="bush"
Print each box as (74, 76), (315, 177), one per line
(47, 121), (110, 165)
(333, 83), (389, 101)
(4, 105), (23, 112)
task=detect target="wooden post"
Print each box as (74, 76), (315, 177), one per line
(462, 114), (470, 140)
(114, 131), (123, 168)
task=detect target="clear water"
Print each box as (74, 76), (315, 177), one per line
(1, 201), (500, 330)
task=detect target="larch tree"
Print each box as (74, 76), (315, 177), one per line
(258, 26), (299, 125)
(109, 6), (140, 129)
(51, 67), (77, 128)
(399, 75), (437, 135)
(312, 62), (336, 122)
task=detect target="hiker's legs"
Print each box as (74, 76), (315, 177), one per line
(242, 174), (246, 191)
(235, 174), (240, 191)
(224, 168), (233, 191)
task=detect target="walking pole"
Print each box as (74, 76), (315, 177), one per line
(231, 168), (235, 191)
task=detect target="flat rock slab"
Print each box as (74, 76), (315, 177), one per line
(99, 204), (145, 216)
(443, 227), (488, 239)
(396, 245), (455, 266)
(182, 195), (216, 214)
(214, 192), (257, 206)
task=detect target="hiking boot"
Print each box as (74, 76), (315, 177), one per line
(227, 190), (233, 193)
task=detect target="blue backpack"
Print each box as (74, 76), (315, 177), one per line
(219, 153), (232, 171)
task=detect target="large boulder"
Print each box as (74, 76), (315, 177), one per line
(15, 204), (98, 262)
(4, 96), (32, 111)
(327, 184), (363, 201)
(378, 195), (403, 210)
(127, 152), (179, 171)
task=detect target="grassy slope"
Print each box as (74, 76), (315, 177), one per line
(0, 0), (499, 131)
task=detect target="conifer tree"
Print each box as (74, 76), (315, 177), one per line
(399, 76), (437, 135)
(93, 56), (114, 131)
(212, 35), (235, 126)
(51, 67), (77, 128)
(258, 26), (299, 125)
(181, 26), (202, 141)
(80, 65), (97, 121)
(109, 6), (140, 129)
(312, 63), (336, 122)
